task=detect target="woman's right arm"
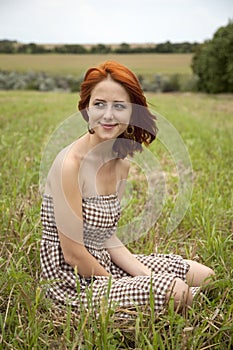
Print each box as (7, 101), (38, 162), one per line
(58, 232), (110, 277)
(49, 150), (110, 278)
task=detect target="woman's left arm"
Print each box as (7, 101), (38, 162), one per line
(108, 158), (151, 276)
(105, 234), (152, 277)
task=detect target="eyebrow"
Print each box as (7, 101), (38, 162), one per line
(94, 98), (127, 103)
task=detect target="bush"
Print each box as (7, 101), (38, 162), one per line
(0, 70), (199, 93)
(160, 74), (180, 92)
(140, 74), (197, 93)
(192, 20), (233, 93)
(0, 70), (82, 92)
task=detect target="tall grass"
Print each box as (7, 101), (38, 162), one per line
(0, 91), (232, 349)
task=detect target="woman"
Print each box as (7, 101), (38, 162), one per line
(40, 61), (214, 314)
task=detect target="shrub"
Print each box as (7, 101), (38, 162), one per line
(0, 70), (198, 93)
(0, 70), (82, 92)
(192, 20), (233, 93)
(160, 74), (181, 92)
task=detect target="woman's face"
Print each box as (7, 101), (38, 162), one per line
(87, 77), (132, 141)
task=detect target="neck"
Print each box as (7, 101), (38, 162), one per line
(85, 133), (115, 159)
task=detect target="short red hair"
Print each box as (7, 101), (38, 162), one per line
(78, 61), (158, 157)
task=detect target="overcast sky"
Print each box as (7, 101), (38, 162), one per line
(0, 0), (232, 44)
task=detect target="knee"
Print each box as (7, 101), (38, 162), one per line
(186, 260), (216, 286)
(206, 267), (215, 279)
(166, 278), (193, 310)
(203, 266), (215, 286)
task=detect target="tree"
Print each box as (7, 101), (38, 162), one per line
(90, 44), (111, 54)
(115, 42), (131, 53)
(155, 41), (174, 53)
(0, 40), (16, 53)
(192, 20), (233, 93)
(18, 43), (48, 54)
(64, 44), (87, 54)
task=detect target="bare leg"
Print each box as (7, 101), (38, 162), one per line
(166, 277), (193, 312)
(185, 260), (215, 287)
(165, 262), (215, 312)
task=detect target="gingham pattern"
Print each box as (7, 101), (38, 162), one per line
(40, 194), (192, 313)
(82, 194), (121, 250)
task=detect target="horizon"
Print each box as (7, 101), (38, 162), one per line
(0, 39), (205, 46)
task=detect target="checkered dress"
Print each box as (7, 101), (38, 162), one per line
(40, 193), (194, 314)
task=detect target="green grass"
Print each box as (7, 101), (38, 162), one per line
(0, 90), (232, 349)
(0, 53), (193, 76)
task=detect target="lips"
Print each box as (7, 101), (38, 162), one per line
(100, 123), (118, 130)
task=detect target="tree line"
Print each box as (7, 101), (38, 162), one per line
(0, 20), (232, 93)
(0, 40), (199, 54)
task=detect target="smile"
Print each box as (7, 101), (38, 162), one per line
(100, 123), (118, 130)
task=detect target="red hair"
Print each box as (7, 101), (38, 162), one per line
(78, 61), (158, 157)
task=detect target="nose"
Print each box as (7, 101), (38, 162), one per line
(103, 105), (113, 120)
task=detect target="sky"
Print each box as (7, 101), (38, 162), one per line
(0, 0), (232, 44)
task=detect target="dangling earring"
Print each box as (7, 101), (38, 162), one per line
(86, 107), (95, 134)
(124, 125), (134, 138)
(88, 123), (95, 134)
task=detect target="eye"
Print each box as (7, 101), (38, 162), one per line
(114, 103), (127, 110)
(94, 101), (105, 109)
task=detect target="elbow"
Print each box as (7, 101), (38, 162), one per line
(63, 252), (75, 267)
(58, 230), (86, 268)
(62, 246), (85, 268)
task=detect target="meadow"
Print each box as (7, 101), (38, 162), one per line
(0, 88), (232, 349)
(0, 53), (193, 76)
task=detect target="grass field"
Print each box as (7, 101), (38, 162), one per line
(0, 90), (232, 349)
(0, 53), (193, 76)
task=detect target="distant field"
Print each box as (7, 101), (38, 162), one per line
(0, 53), (193, 76)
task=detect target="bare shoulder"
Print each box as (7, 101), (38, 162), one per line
(62, 143), (82, 171)
(52, 143), (80, 173)
(45, 139), (84, 193)
(61, 138), (91, 191)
